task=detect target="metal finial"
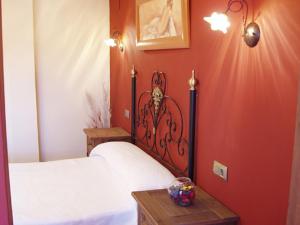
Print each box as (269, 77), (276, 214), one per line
(188, 70), (198, 90)
(131, 65), (137, 78)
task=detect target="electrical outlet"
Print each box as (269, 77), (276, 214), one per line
(124, 109), (130, 119)
(213, 161), (228, 181)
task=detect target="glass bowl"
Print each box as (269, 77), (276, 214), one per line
(168, 177), (195, 207)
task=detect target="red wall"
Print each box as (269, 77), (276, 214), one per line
(110, 0), (300, 225)
(0, 1), (13, 224)
(0, 75), (12, 225)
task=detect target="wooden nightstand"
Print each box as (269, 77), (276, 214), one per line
(132, 187), (239, 225)
(83, 127), (131, 156)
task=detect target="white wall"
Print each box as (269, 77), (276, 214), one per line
(2, 0), (40, 163)
(1, 0), (110, 162)
(34, 0), (110, 161)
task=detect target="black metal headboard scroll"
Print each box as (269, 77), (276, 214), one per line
(130, 66), (198, 181)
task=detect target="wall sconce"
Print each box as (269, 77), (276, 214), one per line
(105, 31), (124, 52)
(204, 0), (260, 48)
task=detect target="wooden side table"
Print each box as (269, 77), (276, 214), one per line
(83, 127), (131, 156)
(132, 187), (239, 225)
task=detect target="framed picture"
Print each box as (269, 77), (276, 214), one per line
(136, 0), (190, 50)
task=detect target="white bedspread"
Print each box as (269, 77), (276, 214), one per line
(9, 157), (137, 225)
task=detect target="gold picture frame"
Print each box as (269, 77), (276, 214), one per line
(136, 0), (190, 50)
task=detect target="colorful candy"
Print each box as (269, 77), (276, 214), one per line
(168, 177), (195, 207)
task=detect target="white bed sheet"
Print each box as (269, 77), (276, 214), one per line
(9, 156), (137, 225)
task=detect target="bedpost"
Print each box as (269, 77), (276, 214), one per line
(188, 70), (198, 181)
(131, 65), (137, 144)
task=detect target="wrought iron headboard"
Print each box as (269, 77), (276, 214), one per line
(130, 66), (198, 180)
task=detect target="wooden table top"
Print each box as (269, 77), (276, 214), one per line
(132, 187), (239, 225)
(83, 127), (130, 138)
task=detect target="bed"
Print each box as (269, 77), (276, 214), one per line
(9, 68), (198, 225)
(10, 142), (175, 225)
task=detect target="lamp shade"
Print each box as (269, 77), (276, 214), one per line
(204, 12), (231, 33)
(105, 38), (117, 47)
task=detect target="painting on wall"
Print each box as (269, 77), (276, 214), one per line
(136, 0), (190, 50)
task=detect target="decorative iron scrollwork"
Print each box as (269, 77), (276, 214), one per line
(136, 71), (189, 175)
(152, 87), (163, 115)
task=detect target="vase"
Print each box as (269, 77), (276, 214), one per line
(168, 177), (195, 207)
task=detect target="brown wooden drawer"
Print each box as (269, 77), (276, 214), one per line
(132, 188), (239, 225)
(84, 127), (131, 156)
(138, 207), (156, 225)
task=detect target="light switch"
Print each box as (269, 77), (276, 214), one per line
(213, 160), (228, 181)
(124, 109), (130, 119)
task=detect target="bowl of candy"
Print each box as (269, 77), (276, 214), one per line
(168, 177), (195, 207)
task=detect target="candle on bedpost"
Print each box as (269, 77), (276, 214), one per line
(188, 70), (198, 181)
(131, 65), (137, 144)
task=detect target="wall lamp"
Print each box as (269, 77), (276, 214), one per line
(204, 0), (260, 47)
(105, 31), (124, 52)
